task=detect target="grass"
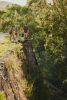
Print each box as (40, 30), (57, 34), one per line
(0, 36), (11, 57)
(0, 91), (6, 100)
(0, 35), (22, 57)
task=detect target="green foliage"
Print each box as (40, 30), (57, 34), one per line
(0, 0), (67, 99)
(0, 92), (6, 100)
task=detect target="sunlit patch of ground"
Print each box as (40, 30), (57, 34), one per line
(0, 35), (22, 57)
(0, 91), (6, 100)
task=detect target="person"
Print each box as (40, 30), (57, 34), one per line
(12, 27), (18, 42)
(9, 26), (18, 42)
(23, 25), (29, 39)
(9, 27), (13, 41)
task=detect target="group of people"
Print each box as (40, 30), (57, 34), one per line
(9, 25), (29, 42)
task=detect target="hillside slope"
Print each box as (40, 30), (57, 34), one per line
(0, 34), (27, 100)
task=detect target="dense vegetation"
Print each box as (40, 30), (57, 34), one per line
(0, 0), (67, 100)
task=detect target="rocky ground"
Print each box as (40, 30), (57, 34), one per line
(0, 33), (27, 100)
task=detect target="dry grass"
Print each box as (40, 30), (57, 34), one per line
(0, 35), (22, 57)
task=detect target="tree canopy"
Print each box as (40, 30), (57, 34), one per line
(0, 0), (67, 99)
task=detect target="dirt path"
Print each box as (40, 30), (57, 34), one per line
(0, 32), (7, 43)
